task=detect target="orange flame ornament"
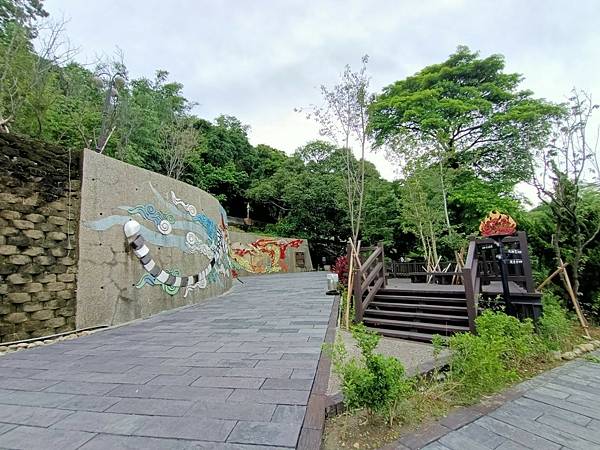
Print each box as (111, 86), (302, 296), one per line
(479, 211), (517, 237)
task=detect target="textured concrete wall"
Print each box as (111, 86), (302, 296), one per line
(77, 150), (233, 328)
(0, 134), (80, 343)
(229, 230), (313, 277)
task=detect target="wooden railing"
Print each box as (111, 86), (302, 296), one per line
(351, 242), (387, 321)
(476, 231), (534, 293)
(462, 239), (480, 332)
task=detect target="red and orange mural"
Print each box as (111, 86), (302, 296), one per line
(230, 237), (304, 274)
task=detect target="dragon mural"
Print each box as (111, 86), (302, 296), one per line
(85, 182), (233, 296)
(230, 237), (303, 274)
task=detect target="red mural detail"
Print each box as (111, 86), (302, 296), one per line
(231, 238), (304, 273)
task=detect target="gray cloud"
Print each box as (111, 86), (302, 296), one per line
(46, 0), (600, 180)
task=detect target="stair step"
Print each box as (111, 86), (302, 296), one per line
(374, 294), (467, 304)
(378, 288), (466, 298)
(364, 309), (468, 322)
(363, 317), (470, 332)
(365, 327), (437, 342)
(369, 301), (467, 312)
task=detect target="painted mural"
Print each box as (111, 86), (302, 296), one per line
(230, 237), (304, 274)
(85, 181), (233, 297)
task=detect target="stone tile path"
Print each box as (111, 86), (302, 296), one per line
(0, 272), (332, 450)
(416, 352), (600, 450)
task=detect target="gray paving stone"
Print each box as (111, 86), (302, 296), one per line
(489, 408), (593, 450)
(228, 388), (310, 405)
(146, 373), (203, 386)
(255, 359), (318, 369)
(30, 370), (156, 384)
(449, 422), (506, 448)
(261, 377), (313, 390)
(52, 410), (145, 434)
(185, 400), (276, 421)
(494, 440), (529, 450)
(513, 397), (592, 426)
(0, 377), (59, 391)
(59, 394), (121, 412)
(107, 398), (193, 416)
(0, 404), (74, 427)
(133, 416), (236, 441)
(0, 389), (75, 407)
(0, 423), (17, 435)
(438, 432), (491, 450)
(474, 416), (561, 450)
(191, 376), (265, 389)
(524, 390), (600, 419)
(536, 413), (600, 444)
(107, 384), (233, 401)
(0, 367), (45, 378)
(225, 367), (293, 378)
(44, 381), (120, 395)
(271, 405), (306, 424)
(290, 369), (316, 379)
(227, 421), (301, 447)
(78, 434), (198, 450)
(0, 425), (95, 450)
(188, 442), (293, 449)
(422, 443), (453, 450)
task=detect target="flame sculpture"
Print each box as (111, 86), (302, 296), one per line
(479, 211), (517, 237)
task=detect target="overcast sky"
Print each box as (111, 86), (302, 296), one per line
(45, 0), (600, 181)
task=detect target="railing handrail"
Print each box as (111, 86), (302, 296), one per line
(462, 239), (480, 332)
(351, 242), (387, 322)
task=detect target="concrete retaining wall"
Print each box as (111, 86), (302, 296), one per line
(77, 149), (233, 328)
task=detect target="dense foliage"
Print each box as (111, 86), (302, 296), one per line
(3, 4), (600, 317)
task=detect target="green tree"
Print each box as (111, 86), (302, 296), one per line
(532, 90), (600, 300)
(0, 0), (47, 38)
(369, 45), (562, 185)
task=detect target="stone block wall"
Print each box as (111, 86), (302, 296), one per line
(0, 134), (80, 343)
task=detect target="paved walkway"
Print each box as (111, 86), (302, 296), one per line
(0, 272), (332, 450)
(416, 352), (600, 450)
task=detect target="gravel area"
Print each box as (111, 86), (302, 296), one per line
(327, 328), (449, 396)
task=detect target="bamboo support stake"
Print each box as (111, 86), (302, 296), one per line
(536, 264), (568, 291)
(348, 239), (366, 281)
(560, 259), (591, 338)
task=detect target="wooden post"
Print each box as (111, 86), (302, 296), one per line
(560, 259), (591, 338)
(345, 240), (355, 330)
(518, 232), (535, 293)
(379, 241), (387, 287)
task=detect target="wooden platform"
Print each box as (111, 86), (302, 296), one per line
(386, 278), (528, 295)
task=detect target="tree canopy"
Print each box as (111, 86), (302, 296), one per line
(369, 45), (563, 184)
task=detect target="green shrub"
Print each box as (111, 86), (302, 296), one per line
(447, 310), (542, 401)
(330, 324), (413, 424)
(476, 309), (541, 365)
(537, 292), (575, 351)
